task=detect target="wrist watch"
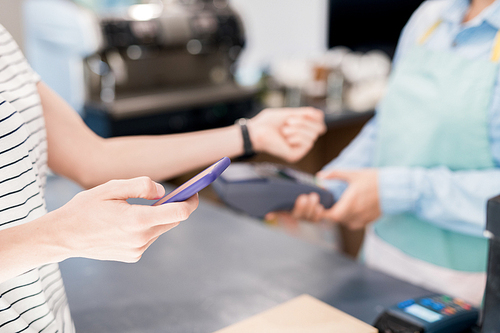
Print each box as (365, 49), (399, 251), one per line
(236, 118), (256, 159)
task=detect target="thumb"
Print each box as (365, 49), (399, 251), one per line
(97, 177), (166, 201)
(265, 212), (277, 221)
(316, 170), (356, 182)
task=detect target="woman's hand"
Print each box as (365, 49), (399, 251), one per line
(247, 107), (326, 163)
(319, 169), (381, 229)
(49, 176), (199, 263)
(281, 169), (381, 229)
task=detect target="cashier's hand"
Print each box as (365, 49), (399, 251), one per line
(247, 107), (326, 163)
(53, 177), (198, 263)
(283, 169), (381, 229)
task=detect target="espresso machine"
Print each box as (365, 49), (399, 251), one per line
(24, 0), (258, 137)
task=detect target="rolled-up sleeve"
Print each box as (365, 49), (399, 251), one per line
(321, 117), (377, 199)
(378, 166), (500, 236)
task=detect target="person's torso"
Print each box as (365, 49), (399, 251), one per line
(371, 0), (500, 273)
(0, 24), (74, 333)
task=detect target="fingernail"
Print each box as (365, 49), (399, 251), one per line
(155, 183), (164, 195)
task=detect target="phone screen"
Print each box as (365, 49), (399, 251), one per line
(151, 158), (234, 206)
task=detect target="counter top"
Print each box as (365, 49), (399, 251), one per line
(324, 109), (374, 128)
(45, 175), (430, 333)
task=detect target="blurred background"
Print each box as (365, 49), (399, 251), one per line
(0, 0), (424, 256)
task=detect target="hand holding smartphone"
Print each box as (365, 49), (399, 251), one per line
(152, 157), (231, 206)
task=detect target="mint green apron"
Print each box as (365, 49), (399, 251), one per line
(372, 20), (500, 273)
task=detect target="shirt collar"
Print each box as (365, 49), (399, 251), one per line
(441, 0), (500, 30)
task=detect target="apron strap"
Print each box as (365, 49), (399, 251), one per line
(418, 19), (443, 45)
(491, 30), (500, 62)
(419, 19), (500, 63)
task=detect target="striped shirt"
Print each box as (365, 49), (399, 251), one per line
(0, 25), (74, 333)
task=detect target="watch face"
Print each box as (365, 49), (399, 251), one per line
(236, 118), (248, 126)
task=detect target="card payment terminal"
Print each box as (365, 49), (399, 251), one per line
(374, 294), (479, 333)
(212, 162), (335, 218)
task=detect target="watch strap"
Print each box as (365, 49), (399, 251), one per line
(236, 118), (256, 159)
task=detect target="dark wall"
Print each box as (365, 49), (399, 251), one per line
(328, 0), (426, 58)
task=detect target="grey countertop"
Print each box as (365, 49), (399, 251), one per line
(45, 175), (430, 333)
(324, 109), (374, 128)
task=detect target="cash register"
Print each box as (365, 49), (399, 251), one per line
(24, 0), (257, 137)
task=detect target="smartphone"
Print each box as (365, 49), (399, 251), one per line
(152, 157), (231, 206)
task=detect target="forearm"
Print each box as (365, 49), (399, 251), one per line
(42, 82), (245, 187)
(85, 125), (244, 186)
(41, 81), (325, 188)
(0, 212), (69, 283)
(379, 166), (500, 235)
(0, 176), (198, 283)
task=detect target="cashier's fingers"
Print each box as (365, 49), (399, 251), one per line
(292, 194), (308, 220)
(316, 170), (358, 181)
(292, 193), (325, 222)
(293, 194), (308, 220)
(325, 191), (354, 224)
(312, 205), (326, 222)
(345, 220), (368, 231)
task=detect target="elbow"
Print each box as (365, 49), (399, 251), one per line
(71, 165), (101, 190)
(72, 140), (110, 189)
(47, 156), (100, 190)
(76, 172), (101, 190)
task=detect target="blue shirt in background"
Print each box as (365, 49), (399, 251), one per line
(323, 0), (500, 237)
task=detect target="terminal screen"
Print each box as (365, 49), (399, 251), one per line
(404, 304), (443, 323)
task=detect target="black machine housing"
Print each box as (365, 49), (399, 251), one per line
(212, 163), (335, 219)
(83, 0), (256, 137)
(482, 195), (500, 332)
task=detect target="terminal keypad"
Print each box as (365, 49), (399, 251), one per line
(398, 295), (473, 317)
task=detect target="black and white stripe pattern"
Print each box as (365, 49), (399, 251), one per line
(0, 25), (74, 333)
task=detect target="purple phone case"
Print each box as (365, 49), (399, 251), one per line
(152, 157), (231, 205)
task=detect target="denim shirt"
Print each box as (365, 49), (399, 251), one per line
(323, 0), (500, 237)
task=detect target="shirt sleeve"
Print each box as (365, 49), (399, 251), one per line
(321, 117), (377, 199)
(378, 167), (500, 237)
(0, 24), (41, 83)
(319, 1), (434, 198)
(28, 69), (42, 84)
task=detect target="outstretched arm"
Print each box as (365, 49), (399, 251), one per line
(289, 166), (500, 234)
(40, 82), (326, 188)
(0, 177), (198, 284)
